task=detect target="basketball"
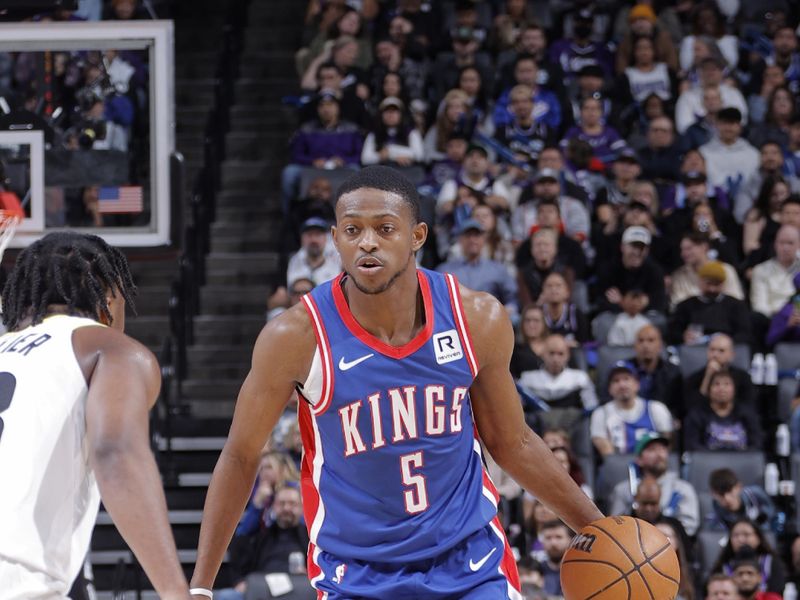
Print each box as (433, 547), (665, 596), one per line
(560, 516), (680, 600)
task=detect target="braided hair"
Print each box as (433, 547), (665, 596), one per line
(2, 231), (136, 331)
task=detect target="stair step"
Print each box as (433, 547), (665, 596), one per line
(199, 286), (272, 314)
(215, 206), (280, 223)
(188, 345), (253, 363)
(186, 399), (237, 418)
(206, 252), (278, 273)
(182, 378), (242, 399)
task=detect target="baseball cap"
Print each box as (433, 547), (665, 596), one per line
(633, 432), (669, 456)
(682, 171), (707, 184)
(629, 4), (657, 22)
(457, 218), (485, 235)
(301, 217), (329, 232)
(465, 143), (489, 157)
(615, 147), (640, 164)
(697, 260), (727, 283)
(534, 168), (559, 182)
(608, 360), (637, 382)
(379, 96), (405, 111)
(621, 226), (652, 246)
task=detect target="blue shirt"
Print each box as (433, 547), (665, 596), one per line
(436, 257), (518, 312)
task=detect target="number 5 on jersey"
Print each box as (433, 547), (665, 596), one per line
(400, 451), (429, 514)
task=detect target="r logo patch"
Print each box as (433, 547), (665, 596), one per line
(433, 330), (463, 365)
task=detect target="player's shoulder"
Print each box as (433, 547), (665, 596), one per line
(253, 301), (317, 382)
(456, 283), (514, 363)
(72, 324), (160, 383)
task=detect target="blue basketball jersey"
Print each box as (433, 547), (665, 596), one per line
(622, 400), (659, 453)
(298, 269), (504, 572)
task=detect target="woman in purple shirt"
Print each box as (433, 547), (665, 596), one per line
(561, 96), (626, 167)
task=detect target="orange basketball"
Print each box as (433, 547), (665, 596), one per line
(560, 516), (680, 600)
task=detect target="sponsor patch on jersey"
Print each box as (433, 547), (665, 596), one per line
(433, 329), (463, 365)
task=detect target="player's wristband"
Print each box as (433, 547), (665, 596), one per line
(190, 588), (213, 599)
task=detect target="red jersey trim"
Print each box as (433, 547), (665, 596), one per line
(331, 270), (435, 359)
(301, 294), (334, 416)
(444, 274), (479, 377)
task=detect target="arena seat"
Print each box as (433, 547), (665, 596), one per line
(684, 451), (765, 494)
(677, 343), (751, 378)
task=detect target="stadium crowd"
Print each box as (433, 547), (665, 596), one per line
(254, 1), (800, 599)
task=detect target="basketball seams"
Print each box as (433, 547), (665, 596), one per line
(586, 523), (639, 570)
(640, 541), (681, 586)
(632, 517), (656, 600)
(562, 558), (630, 600)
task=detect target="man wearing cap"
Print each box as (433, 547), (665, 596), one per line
(700, 107), (760, 198)
(436, 144), (511, 216)
(594, 225), (667, 314)
(512, 168), (590, 244)
(436, 218), (518, 315)
(675, 56), (748, 134)
(668, 260), (753, 345)
(606, 431), (700, 536)
(594, 147), (642, 208)
(591, 364), (673, 456)
(670, 231), (744, 308)
(285, 217), (342, 287)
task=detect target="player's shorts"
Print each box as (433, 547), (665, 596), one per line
(0, 557), (68, 599)
(309, 522), (522, 599)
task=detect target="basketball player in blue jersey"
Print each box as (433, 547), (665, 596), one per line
(0, 232), (191, 599)
(191, 166), (603, 600)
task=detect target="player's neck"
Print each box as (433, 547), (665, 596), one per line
(343, 269), (424, 346)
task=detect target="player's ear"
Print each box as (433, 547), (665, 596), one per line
(411, 221), (427, 252)
(331, 225), (339, 250)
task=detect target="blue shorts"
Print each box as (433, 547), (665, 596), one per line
(309, 522), (522, 599)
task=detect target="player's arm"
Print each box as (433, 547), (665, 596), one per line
(190, 305), (315, 593)
(78, 327), (190, 600)
(462, 288), (604, 532)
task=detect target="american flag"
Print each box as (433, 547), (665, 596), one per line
(97, 186), (144, 214)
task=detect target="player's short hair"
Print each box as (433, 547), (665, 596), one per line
(709, 468), (739, 495)
(335, 166), (421, 223)
(2, 231), (136, 330)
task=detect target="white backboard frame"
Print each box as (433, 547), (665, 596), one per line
(0, 130), (45, 238)
(0, 21), (175, 247)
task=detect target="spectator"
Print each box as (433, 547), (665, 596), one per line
(512, 169), (591, 245)
(707, 468), (776, 533)
(453, 65), (491, 128)
(679, 3), (738, 73)
(299, 61), (368, 126)
(682, 333), (756, 417)
(742, 175), (790, 260)
(749, 86), (796, 148)
(492, 54), (560, 132)
(436, 218), (518, 315)
(360, 96), (424, 166)
(428, 26), (492, 106)
(690, 201), (740, 265)
(683, 85), (723, 150)
(497, 23), (563, 94)
(606, 289), (652, 347)
(590, 363), (673, 457)
(266, 278), (315, 323)
(614, 4), (679, 74)
(751, 225), (800, 318)
(705, 574), (739, 600)
(712, 522), (787, 597)
(436, 143), (510, 220)
(629, 478), (690, 550)
(537, 521), (573, 598)
(285, 175), (336, 252)
(661, 170), (738, 245)
(668, 261), (753, 346)
(624, 324), (683, 412)
(511, 305), (551, 383)
(548, 9), (614, 80)
(700, 107), (760, 200)
(754, 24), (800, 96)
(594, 226), (667, 314)
(517, 333), (597, 431)
(654, 517), (696, 600)
(517, 228), (574, 306)
(736, 140), (800, 224)
(731, 548), (784, 600)
(218, 485), (308, 600)
(608, 433), (700, 536)
(550, 445), (592, 499)
(368, 38), (426, 103)
(639, 116), (683, 183)
(561, 96), (626, 168)
(285, 217), (342, 286)
(488, 0), (533, 56)
(594, 147), (642, 209)
(493, 84), (554, 165)
(235, 451), (301, 536)
(670, 232), (744, 308)
(675, 57), (748, 135)
(423, 89), (473, 163)
(617, 35), (677, 109)
(282, 91), (363, 213)
(539, 272), (589, 346)
(766, 271), (800, 347)
(683, 370), (764, 452)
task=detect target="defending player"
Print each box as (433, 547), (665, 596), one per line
(0, 232), (190, 599)
(191, 167), (603, 599)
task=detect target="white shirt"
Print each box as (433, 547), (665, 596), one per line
(699, 137), (760, 192)
(360, 129), (425, 165)
(751, 257), (800, 317)
(590, 397), (673, 453)
(518, 367), (598, 410)
(286, 236), (342, 286)
(0, 316), (102, 597)
(607, 313), (652, 347)
(675, 84), (748, 134)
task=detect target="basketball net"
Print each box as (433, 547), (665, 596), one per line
(0, 210), (20, 316)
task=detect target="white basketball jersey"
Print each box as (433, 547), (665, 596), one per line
(0, 315), (103, 598)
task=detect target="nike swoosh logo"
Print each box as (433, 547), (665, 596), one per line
(468, 547), (497, 572)
(338, 353), (374, 371)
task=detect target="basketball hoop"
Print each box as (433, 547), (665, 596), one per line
(0, 210), (20, 265)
